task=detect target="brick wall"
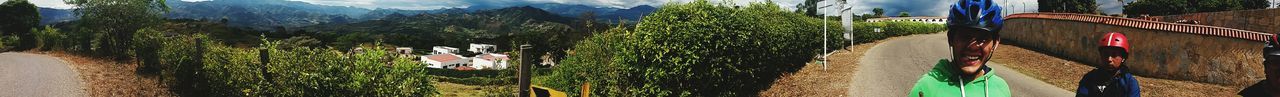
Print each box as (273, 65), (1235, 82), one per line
(1002, 13), (1273, 86)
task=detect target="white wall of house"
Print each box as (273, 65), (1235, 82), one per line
(468, 44), (497, 53)
(470, 53), (509, 70)
(432, 46), (460, 55)
(421, 54), (469, 69)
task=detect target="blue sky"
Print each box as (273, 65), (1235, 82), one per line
(28, 0), (1280, 17)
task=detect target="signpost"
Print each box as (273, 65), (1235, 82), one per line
(818, 0), (849, 70)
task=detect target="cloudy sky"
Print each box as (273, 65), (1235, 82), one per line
(31, 0), (805, 10)
(28, 0), (1280, 17)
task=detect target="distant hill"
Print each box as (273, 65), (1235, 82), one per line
(163, 0), (371, 30)
(37, 8), (75, 25)
(526, 4), (658, 22)
(300, 6), (587, 53)
(599, 5), (657, 21)
(35, 0), (656, 29)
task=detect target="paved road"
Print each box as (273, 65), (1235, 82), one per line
(846, 32), (1071, 96)
(0, 52), (85, 97)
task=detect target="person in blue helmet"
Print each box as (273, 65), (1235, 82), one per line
(907, 0), (1010, 97)
(1076, 32), (1141, 97)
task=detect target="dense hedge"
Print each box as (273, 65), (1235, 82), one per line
(538, 0), (944, 96)
(846, 21), (945, 43)
(31, 26), (439, 96)
(540, 1), (843, 96)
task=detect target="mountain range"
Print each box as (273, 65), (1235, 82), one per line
(36, 0), (657, 29)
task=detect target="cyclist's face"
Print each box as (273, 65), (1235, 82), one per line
(1099, 47), (1126, 69)
(948, 27), (999, 75)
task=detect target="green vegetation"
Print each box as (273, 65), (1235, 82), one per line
(537, 0), (941, 96)
(20, 0), (443, 96)
(0, 0), (39, 50)
(65, 0), (168, 59)
(132, 29), (438, 96)
(1124, 0), (1270, 16)
(1038, 0), (1099, 14)
(846, 21), (946, 43)
(4, 0), (947, 96)
(537, 1), (945, 96)
(873, 8), (885, 17)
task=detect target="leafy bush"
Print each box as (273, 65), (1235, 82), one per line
(846, 21), (944, 43)
(539, 1), (944, 96)
(0, 35), (16, 50)
(125, 28), (439, 96)
(541, 1), (843, 96)
(194, 42), (437, 96)
(33, 26), (68, 51)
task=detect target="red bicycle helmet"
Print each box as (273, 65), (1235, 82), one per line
(1100, 32), (1129, 53)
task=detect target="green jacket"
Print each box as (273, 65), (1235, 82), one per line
(908, 59), (1010, 97)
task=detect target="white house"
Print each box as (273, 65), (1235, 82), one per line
(432, 46), (460, 55)
(421, 54), (469, 69)
(469, 44), (497, 53)
(395, 47), (413, 55)
(866, 17), (947, 24)
(470, 53), (510, 70)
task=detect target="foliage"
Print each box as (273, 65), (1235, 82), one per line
(33, 26), (68, 51)
(102, 27), (439, 96)
(0, 0), (40, 50)
(65, 0), (168, 59)
(193, 41), (438, 96)
(302, 6), (595, 65)
(1123, 0), (1263, 16)
(1038, 0), (1099, 14)
(898, 12), (911, 17)
(846, 21), (945, 43)
(1242, 0), (1271, 9)
(873, 8), (885, 17)
(794, 0), (819, 17)
(541, 1), (852, 96)
(540, 1), (946, 96)
(0, 35), (15, 50)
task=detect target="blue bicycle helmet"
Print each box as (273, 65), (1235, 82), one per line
(948, 0), (1004, 33)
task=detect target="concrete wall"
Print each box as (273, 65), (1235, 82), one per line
(1143, 9), (1280, 34)
(1002, 13), (1271, 86)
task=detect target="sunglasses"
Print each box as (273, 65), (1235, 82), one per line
(948, 26), (999, 45)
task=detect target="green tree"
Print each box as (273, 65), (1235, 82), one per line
(1242, 0), (1270, 9)
(1038, 0), (1099, 14)
(872, 8), (885, 17)
(0, 0), (40, 50)
(898, 11), (911, 17)
(1123, 0), (1248, 16)
(795, 0), (819, 17)
(65, 0), (168, 59)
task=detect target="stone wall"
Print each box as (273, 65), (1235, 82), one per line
(1143, 9), (1280, 34)
(1002, 13), (1272, 86)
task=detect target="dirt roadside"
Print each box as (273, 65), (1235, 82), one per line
(991, 44), (1241, 97)
(757, 39), (884, 97)
(42, 51), (174, 96)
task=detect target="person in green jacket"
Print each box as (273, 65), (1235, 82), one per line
(908, 0), (1011, 97)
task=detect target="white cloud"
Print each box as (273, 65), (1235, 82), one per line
(30, 0), (75, 9)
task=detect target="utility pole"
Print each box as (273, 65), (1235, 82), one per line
(518, 44), (532, 97)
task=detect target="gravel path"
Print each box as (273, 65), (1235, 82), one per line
(846, 32), (1071, 96)
(0, 52), (85, 97)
